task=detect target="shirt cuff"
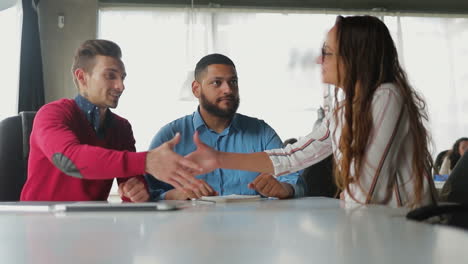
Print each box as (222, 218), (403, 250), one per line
(291, 183), (304, 198)
(264, 151), (283, 176)
(124, 151), (147, 176)
(159, 191), (167, 200)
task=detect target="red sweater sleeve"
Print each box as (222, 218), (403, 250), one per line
(33, 100), (147, 180)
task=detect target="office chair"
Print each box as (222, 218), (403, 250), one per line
(433, 149), (449, 175)
(282, 139), (337, 198)
(439, 151), (468, 204)
(300, 155), (338, 198)
(407, 151), (468, 230)
(0, 111), (36, 201)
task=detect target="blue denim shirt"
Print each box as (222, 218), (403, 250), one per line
(74, 95), (112, 138)
(144, 109), (304, 200)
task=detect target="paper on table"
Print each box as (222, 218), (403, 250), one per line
(200, 194), (261, 203)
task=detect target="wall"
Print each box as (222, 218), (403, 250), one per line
(38, 0), (98, 102)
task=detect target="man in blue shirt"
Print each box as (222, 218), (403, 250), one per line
(144, 54), (303, 200)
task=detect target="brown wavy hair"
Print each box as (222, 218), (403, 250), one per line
(332, 15), (432, 206)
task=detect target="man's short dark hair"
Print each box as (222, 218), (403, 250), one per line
(71, 39), (122, 87)
(194, 53), (235, 81)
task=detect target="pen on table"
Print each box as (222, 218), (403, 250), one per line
(190, 198), (215, 204)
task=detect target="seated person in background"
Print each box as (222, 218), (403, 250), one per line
(433, 149), (449, 176)
(21, 39), (201, 202)
(312, 106), (325, 132)
(439, 137), (468, 175)
(144, 54), (303, 200)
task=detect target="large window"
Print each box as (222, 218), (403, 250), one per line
(384, 16), (468, 154)
(98, 7), (468, 155)
(0, 1), (22, 121)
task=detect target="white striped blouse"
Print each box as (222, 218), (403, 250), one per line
(266, 83), (437, 208)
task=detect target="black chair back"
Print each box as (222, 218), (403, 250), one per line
(433, 149), (449, 175)
(20, 111), (36, 170)
(301, 155), (338, 198)
(0, 111), (36, 201)
(410, 151), (468, 230)
(440, 151), (468, 204)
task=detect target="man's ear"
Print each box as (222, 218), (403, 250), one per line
(192, 80), (201, 98)
(74, 68), (87, 87)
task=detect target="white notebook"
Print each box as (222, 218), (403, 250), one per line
(200, 194), (261, 203)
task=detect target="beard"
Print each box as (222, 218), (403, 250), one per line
(200, 92), (240, 119)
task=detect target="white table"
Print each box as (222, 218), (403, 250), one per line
(0, 197), (466, 264)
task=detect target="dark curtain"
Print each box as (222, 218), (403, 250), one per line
(18, 0), (44, 112)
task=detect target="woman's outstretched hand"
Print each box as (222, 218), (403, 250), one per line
(185, 131), (220, 175)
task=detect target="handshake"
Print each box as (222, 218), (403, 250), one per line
(142, 131), (293, 200)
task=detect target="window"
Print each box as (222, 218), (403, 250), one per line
(385, 16), (468, 153)
(0, 1), (22, 120)
(99, 6), (468, 154)
(99, 7), (333, 151)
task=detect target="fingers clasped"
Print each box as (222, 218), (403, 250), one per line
(248, 173), (292, 199)
(182, 179), (217, 199)
(119, 177), (150, 202)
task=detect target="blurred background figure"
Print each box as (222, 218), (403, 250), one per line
(439, 137), (468, 175)
(313, 106), (325, 132)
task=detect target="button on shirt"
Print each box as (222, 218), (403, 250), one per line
(144, 109), (304, 200)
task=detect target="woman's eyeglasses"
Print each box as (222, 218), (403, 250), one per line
(320, 45), (334, 63)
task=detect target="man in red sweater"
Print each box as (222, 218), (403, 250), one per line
(20, 39), (205, 201)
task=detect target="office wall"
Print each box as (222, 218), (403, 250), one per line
(38, 0), (98, 103)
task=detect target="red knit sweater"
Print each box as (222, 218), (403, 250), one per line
(20, 99), (147, 201)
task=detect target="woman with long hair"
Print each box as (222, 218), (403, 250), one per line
(186, 15), (438, 208)
(439, 137), (468, 174)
